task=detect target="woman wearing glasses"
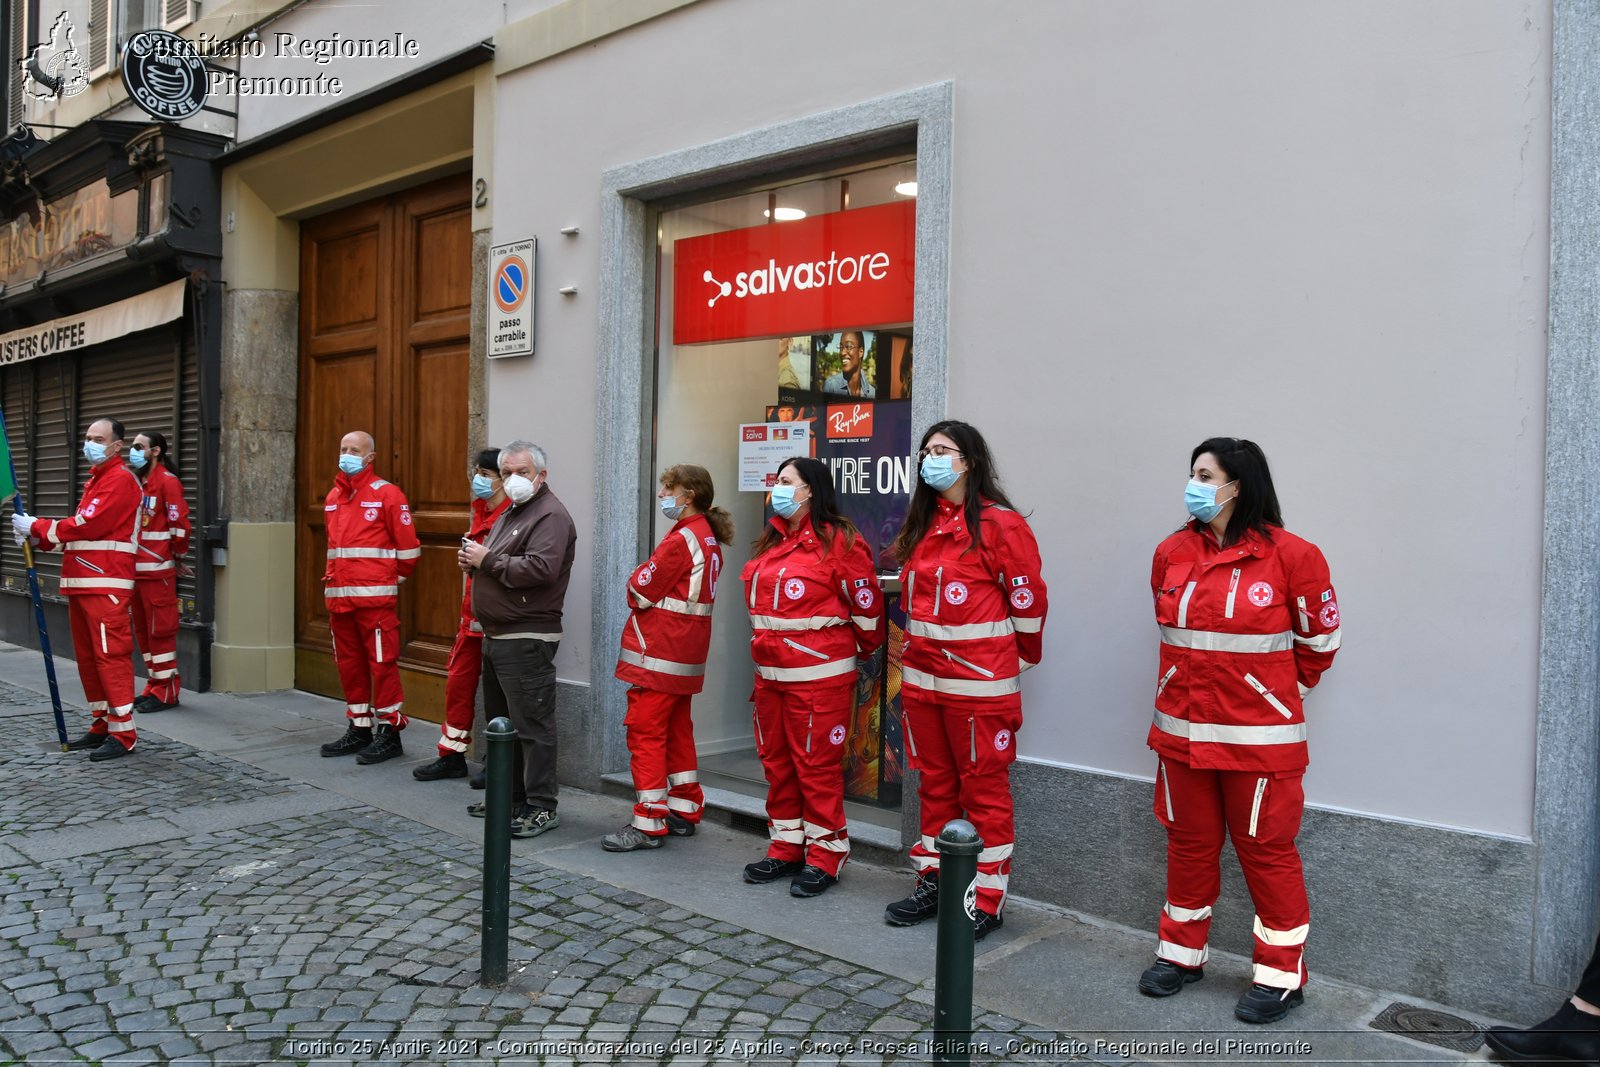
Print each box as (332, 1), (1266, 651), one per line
(883, 421), (1048, 940)
(741, 457), (883, 898)
(1139, 438), (1340, 1025)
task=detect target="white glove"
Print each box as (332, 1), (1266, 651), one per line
(11, 513), (34, 545)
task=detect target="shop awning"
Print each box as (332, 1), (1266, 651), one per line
(0, 279), (185, 367)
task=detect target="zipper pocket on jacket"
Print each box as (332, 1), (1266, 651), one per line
(906, 570), (915, 613)
(1248, 777), (1268, 837)
(1244, 673), (1294, 719)
(944, 648), (995, 678)
(772, 566), (786, 611)
(784, 637), (829, 660)
(903, 713), (919, 759)
(1296, 596), (1311, 632)
(933, 566), (944, 617)
(968, 716), (976, 763)
(1225, 568), (1241, 619)
(749, 567), (760, 611)
(1156, 665), (1177, 698)
(629, 616), (646, 651)
(76, 558), (105, 574)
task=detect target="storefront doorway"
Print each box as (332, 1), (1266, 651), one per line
(652, 159), (917, 813)
(293, 175), (472, 716)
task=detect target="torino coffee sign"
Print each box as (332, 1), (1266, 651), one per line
(673, 200), (914, 345)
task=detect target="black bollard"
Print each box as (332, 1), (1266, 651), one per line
(933, 818), (981, 1065)
(480, 716), (515, 987)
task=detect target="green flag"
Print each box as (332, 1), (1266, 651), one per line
(0, 409), (17, 504)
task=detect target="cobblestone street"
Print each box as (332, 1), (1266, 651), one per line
(0, 684), (1067, 1065)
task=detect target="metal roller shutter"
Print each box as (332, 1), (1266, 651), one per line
(0, 328), (184, 607)
(177, 327), (200, 614)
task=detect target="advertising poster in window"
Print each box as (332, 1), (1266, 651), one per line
(763, 399), (913, 573)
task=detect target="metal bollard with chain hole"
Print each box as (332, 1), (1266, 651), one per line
(480, 716), (514, 987)
(933, 819), (982, 1065)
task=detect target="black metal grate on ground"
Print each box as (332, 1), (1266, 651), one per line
(1368, 1000), (1485, 1052)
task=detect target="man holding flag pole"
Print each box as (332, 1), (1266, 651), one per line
(11, 417), (145, 761)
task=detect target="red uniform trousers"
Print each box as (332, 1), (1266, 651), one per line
(436, 626), (483, 757)
(329, 605), (408, 729)
(752, 681), (852, 876)
(903, 692), (1020, 917)
(624, 686), (705, 836)
(1153, 756), (1310, 989)
(132, 575), (181, 704)
(70, 593), (138, 749)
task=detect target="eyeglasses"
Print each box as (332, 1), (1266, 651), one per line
(840, 340), (863, 352)
(917, 445), (963, 460)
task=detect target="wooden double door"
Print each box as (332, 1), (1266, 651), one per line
(294, 175), (472, 717)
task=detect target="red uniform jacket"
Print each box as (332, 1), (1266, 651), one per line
(900, 497), (1048, 710)
(460, 495), (511, 633)
(615, 513), (723, 695)
(31, 456), (143, 596)
(322, 469), (421, 612)
(741, 515), (884, 688)
(1148, 522), (1340, 772)
(135, 464), (189, 580)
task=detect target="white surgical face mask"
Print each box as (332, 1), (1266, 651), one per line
(504, 473), (536, 504)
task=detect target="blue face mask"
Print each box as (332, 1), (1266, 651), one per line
(83, 440), (109, 465)
(659, 495), (686, 521)
(471, 473), (497, 500)
(127, 447), (147, 470)
(770, 485), (805, 519)
(1186, 479), (1236, 523)
(919, 454), (961, 492)
(338, 454), (366, 477)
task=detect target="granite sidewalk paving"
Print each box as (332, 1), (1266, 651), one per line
(0, 641), (1513, 1065)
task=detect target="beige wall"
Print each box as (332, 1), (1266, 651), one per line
(488, 0), (1550, 835)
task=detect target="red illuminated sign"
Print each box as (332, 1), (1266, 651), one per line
(673, 200), (915, 345)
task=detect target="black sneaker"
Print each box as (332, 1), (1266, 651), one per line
(1485, 1003), (1600, 1063)
(974, 910), (1004, 941)
(65, 732), (106, 751)
(141, 698), (180, 713)
(131, 694), (159, 714)
(320, 724), (372, 757)
(354, 724), (404, 765)
(88, 737), (132, 762)
(1139, 959), (1204, 997)
(789, 865), (838, 898)
(601, 825), (663, 852)
(412, 753), (468, 781)
(665, 813), (696, 837)
(885, 872), (940, 926)
(1234, 983), (1304, 1024)
(743, 857), (803, 884)
(470, 766), (486, 790)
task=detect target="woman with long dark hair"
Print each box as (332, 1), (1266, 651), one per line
(604, 463), (735, 852)
(740, 457), (882, 897)
(128, 431), (189, 713)
(1138, 437), (1340, 1025)
(883, 420), (1048, 940)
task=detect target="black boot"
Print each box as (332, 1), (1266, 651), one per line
(1485, 1001), (1600, 1063)
(469, 766), (486, 790)
(320, 724), (372, 757)
(412, 753), (468, 781)
(65, 732), (106, 751)
(885, 871), (940, 926)
(355, 723), (404, 765)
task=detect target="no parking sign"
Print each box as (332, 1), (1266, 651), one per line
(489, 238), (536, 357)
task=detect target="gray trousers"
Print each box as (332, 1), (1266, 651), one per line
(481, 637), (559, 811)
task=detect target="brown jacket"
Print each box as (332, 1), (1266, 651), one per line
(471, 483), (577, 637)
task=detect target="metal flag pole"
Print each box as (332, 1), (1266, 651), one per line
(0, 405), (67, 749)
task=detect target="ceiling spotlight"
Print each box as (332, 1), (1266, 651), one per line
(894, 180), (918, 197)
(763, 207), (807, 221)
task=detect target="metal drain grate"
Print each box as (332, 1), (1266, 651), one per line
(1368, 1002), (1485, 1052)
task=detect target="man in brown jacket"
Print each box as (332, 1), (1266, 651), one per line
(458, 439), (577, 839)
